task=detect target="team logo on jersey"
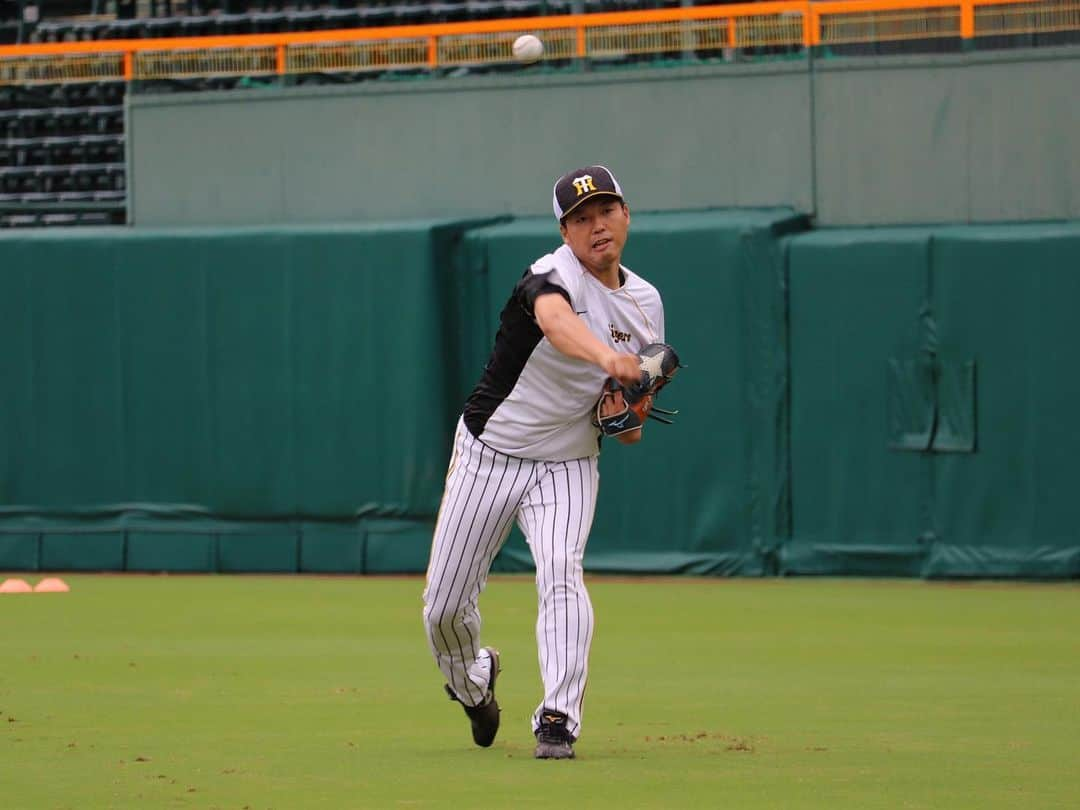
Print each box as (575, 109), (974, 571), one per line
(572, 175), (597, 196)
(609, 323), (632, 343)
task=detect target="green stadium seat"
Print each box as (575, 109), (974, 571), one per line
(428, 1), (469, 23)
(285, 9), (325, 32)
(538, 0), (569, 15)
(142, 17), (184, 38)
(214, 12), (254, 35)
(321, 7), (363, 30)
(0, 213), (40, 226)
(250, 10), (289, 34)
(40, 212), (81, 226)
(360, 5), (396, 27)
(505, 0), (543, 18)
(466, 0), (501, 20)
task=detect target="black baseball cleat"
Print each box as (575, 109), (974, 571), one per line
(445, 647), (501, 747)
(534, 709), (575, 760)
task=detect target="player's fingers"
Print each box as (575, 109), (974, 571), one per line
(599, 388), (625, 417)
(610, 354), (641, 387)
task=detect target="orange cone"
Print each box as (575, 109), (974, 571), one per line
(0, 578), (33, 593)
(34, 577), (71, 593)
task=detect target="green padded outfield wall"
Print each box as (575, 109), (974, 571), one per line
(787, 223), (1080, 578)
(928, 225), (1080, 577)
(0, 221), (498, 574)
(4, 219), (1080, 578)
(786, 229), (934, 577)
(460, 210), (807, 575)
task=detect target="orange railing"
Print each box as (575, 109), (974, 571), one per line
(0, 0), (1076, 84)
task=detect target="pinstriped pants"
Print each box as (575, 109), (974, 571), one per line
(423, 417), (598, 740)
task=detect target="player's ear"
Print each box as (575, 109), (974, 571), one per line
(559, 221), (570, 243)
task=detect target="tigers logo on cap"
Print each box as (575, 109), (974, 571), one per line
(553, 165), (625, 221)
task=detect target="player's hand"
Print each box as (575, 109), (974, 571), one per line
(602, 352), (642, 387)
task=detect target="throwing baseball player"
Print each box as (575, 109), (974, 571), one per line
(423, 165), (679, 760)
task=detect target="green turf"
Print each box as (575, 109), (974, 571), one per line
(1, 575), (1077, 808)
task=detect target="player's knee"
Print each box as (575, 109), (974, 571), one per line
(422, 601), (463, 637)
(537, 558), (585, 593)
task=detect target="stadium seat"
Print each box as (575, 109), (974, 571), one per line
(0, 165), (40, 194)
(466, 0), (501, 20)
(250, 10), (288, 34)
(142, 17), (185, 39)
(52, 108), (87, 137)
(69, 20), (107, 41)
(538, 0), (569, 15)
(505, 0), (543, 18)
(83, 82), (126, 108)
(50, 137), (79, 165)
(427, 1), (469, 23)
(284, 9), (325, 32)
(18, 109), (56, 139)
(93, 189), (126, 203)
(0, 110), (16, 138)
(30, 20), (69, 43)
(179, 15), (214, 38)
(321, 7), (363, 30)
(391, 2), (432, 27)
(214, 13), (255, 36)
(359, 5), (396, 27)
(25, 140), (49, 165)
(0, 213), (38, 227)
(40, 212), (81, 226)
(101, 18), (143, 40)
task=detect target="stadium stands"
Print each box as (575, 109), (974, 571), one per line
(1, 1), (1078, 226)
(21, 1), (620, 44)
(0, 78), (125, 226)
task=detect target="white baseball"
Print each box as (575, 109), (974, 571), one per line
(512, 34), (544, 63)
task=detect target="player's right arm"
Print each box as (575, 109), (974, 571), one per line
(534, 292), (640, 386)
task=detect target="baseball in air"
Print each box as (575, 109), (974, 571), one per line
(512, 34), (545, 63)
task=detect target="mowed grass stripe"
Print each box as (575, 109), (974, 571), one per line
(0, 576), (1076, 808)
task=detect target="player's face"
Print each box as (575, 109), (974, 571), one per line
(560, 197), (630, 277)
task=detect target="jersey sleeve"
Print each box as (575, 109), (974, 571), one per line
(515, 250), (582, 318)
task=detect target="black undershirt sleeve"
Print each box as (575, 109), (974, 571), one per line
(516, 269), (571, 318)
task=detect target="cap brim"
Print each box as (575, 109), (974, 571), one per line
(558, 191), (623, 221)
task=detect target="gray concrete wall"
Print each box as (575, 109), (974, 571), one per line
(128, 48), (1080, 227)
(813, 47), (1080, 225)
(128, 62), (813, 226)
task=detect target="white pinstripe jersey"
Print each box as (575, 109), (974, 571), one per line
(463, 244), (665, 461)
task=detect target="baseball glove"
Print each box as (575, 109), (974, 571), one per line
(593, 342), (682, 437)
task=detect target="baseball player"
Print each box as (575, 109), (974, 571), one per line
(423, 165), (669, 760)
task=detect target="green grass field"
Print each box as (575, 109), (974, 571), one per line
(1, 575), (1077, 808)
